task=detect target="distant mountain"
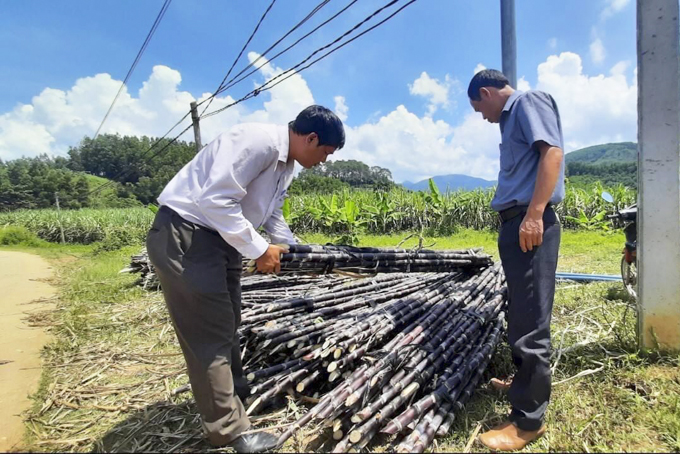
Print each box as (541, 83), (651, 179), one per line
(402, 174), (496, 192)
(565, 142), (637, 164)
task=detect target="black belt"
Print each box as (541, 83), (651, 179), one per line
(159, 205), (220, 236)
(498, 204), (553, 223)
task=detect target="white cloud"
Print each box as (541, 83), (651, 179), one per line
(517, 77), (531, 92)
(334, 96), (348, 122)
(0, 54), (314, 161)
(610, 60), (631, 76)
(590, 37), (606, 64)
(548, 38), (558, 50)
(0, 50), (638, 184)
(534, 52), (637, 151)
(337, 105), (500, 182)
(601, 0), (631, 20)
(473, 63), (486, 75)
(408, 72), (455, 116)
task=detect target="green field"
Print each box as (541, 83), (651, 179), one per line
(0, 182), (635, 246)
(4, 228), (678, 453)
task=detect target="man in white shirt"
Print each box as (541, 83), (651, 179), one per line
(146, 105), (345, 452)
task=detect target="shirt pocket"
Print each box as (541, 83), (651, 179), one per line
(499, 142), (515, 171)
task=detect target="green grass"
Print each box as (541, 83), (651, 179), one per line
(303, 228), (625, 274)
(7, 230), (679, 453)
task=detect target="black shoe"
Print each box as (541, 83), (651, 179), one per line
(228, 431), (278, 453)
(236, 384), (252, 403)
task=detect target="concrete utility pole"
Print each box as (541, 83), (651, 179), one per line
(190, 101), (202, 152)
(500, 0), (517, 88)
(636, 0), (680, 351)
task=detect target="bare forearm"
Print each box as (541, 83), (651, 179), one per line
(528, 145), (563, 216)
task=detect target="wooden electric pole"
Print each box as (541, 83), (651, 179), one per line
(190, 101), (202, 153)
(54, 192), (66, 245)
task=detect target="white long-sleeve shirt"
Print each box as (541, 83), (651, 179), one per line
(157, 123), (296, 259)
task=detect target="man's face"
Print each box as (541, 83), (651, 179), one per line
(298, 133), (336, 168)
(470, 88), (502, 123)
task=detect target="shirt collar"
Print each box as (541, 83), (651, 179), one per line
(502, 90), (523, 112)
(277, 125), (290, 163)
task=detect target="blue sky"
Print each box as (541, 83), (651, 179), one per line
(0, 0), (637, 182)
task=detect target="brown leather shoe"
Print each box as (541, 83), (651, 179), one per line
(490, 377), (513, 392)
(478, 421), (546, 451)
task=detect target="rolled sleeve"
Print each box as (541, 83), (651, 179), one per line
(516, 92), (562, 151)
(197, 127), (276, 259)
(263, 200), (296, 246)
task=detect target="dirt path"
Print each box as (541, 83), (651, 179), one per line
(0, 251), (56, 452)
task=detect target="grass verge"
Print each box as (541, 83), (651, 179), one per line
(9, 229), (679, 452)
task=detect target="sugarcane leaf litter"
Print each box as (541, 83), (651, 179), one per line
(118, 244), (506, 452)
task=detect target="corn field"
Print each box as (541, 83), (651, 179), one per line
(0, 183), (635, 244)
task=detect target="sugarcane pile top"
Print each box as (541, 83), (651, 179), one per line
(121, 249), (352, 292)
(238, 264), (507, 452)
(123, 244), (493, 290)
(246, 244), (493, 275)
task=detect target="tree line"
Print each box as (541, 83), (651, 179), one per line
(0, 132), (637, 212)
(0, 134), (396, 211)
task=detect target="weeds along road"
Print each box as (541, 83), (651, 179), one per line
(0, 251), (56, 451)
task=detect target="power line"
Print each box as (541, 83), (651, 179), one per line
(88, 0), (415, 196)
(199, 0), (278, 117)
(92, 0), (172, 141)
(215, 0), (357, 98)
(203, 0), (417, 119)
(209, 0), (402, 103)
(87, 0), (351, 196)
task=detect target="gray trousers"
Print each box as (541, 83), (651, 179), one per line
(146, 206), (250, 446)
(498, 207), (560, 431)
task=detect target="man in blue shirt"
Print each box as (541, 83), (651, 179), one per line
(468, 69), (564, 451)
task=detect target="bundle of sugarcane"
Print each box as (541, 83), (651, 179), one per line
(119, 248), (160, 290)
(240, 274), (351, 307)
(245, 244), (493, 275)
(120, 248), (351, 298)
(239, 264), (507, 452)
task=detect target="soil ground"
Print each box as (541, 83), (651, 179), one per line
(0, 251), (55, 452)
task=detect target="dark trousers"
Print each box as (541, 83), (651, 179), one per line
(498, 207), (560, 431)
(146, 206), (250, 446)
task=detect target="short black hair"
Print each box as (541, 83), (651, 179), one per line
(289, 105), (345, 149)
(467, 69), (510, 101)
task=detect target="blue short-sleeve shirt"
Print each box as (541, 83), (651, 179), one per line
(491, 90), (566, 212)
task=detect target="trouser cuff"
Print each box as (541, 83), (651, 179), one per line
(509, 409), (544, 431)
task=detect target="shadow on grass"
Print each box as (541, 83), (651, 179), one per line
(96, 400), (209, 453)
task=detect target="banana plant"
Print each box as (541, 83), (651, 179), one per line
(417, 178), (445, 232)
(306, 194), (365, 244)
(564, 209), (610, 231)
(362, 191), (402, 233)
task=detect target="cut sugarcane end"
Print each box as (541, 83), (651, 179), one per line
(348, 430), (363, 444)
(350, 413), (364, 424)
(401, 382), (419, 398)
(345, 393), (359, 407)
(245, 396), (262, 415)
